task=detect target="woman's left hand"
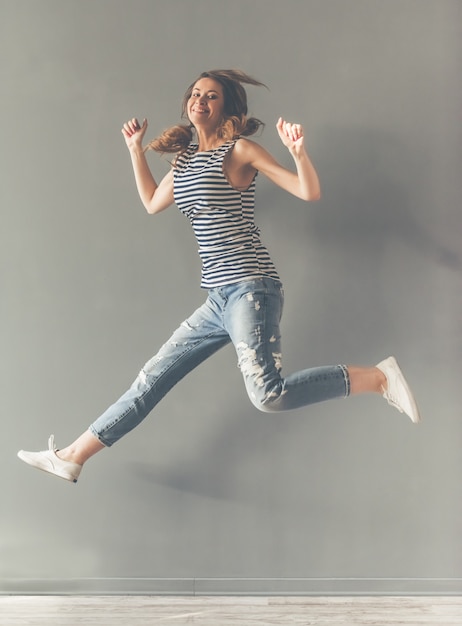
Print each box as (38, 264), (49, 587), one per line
(276, 117), (305, 156)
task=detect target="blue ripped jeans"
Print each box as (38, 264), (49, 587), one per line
(90, 278), (350, 447)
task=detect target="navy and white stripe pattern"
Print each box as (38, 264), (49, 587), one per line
(173, 140), (280, 289)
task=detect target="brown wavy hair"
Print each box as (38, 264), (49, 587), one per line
(145, 69), (266, 156)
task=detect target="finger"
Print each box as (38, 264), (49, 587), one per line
(290, 123), (301, 141)
(286, 122), (296, 141)
(283, 121), (291, 138)
(128, 119), (139, 132)
(124, 119), (139, 134)
(293, 124), (302, 140)
(122, 117), (147, 139)
(122, 124), (137, 138)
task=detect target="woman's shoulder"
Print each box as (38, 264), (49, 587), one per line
(234, 136), (258, 151)
(233, 136), (263, 159)
(232, 136), (270, 168)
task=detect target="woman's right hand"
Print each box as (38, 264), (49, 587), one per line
(121, 117), (148, 151)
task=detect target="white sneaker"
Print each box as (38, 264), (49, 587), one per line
(376, 356), (421, 423)
(17, 435), (82, 483)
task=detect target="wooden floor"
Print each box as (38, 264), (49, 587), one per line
(1, 596), (462, 625)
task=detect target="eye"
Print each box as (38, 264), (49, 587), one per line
(208, 94), (218, 99)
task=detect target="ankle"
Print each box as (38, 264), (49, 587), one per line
(348, 365), (387, 395)
(56, 447), (83, 465)
(376, 367), (387, 393)
(56, 432), (105, 465)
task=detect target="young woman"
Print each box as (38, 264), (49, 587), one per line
(18, 70), (420, 483)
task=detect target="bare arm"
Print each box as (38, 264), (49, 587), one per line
(121, 118), (174, 214)
(238, 118), (321, 202)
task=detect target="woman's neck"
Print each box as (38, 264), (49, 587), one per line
(195, 128), (223, 152)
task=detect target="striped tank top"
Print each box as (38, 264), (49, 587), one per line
(173, 139), (280, 289)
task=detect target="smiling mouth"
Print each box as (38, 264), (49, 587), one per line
(192, 108), (209, 113)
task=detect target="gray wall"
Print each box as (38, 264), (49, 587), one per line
(2, 0), (461, 595)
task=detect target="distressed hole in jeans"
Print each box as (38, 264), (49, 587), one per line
(246, 292), (260, 311)
(254, 325), (262, 343)
(272, 351), (282, 372)
(236, 341), (265, 388)
(139, 355), (164, 384)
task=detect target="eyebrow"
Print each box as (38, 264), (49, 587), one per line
(192, 88), (220, 94)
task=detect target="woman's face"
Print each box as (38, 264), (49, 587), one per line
(187, 77), (225, 129)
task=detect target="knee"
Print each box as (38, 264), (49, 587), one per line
(247, 386), (286, 413)
(237, 343), (285, 412)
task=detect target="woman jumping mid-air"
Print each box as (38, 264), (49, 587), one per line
(18, 69), (421, 483)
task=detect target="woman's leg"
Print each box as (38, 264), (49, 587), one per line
(348, 366), (386, 395)
(57, 430), (105, 465)
(65, 341), (366, 465)
(18, 296), (231, 476)
(82, 299), (230, 447)
(224, 278), (347, 410)
(224, 278), (419, 421)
